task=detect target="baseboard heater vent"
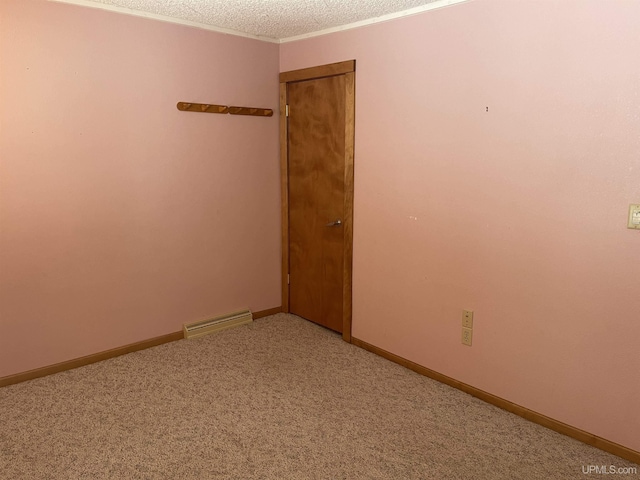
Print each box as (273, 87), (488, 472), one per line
(183, 309), (253, 339)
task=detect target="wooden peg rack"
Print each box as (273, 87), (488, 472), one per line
(177, 102), (273, 117)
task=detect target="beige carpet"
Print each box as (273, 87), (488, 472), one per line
(0, 313), (637, 479)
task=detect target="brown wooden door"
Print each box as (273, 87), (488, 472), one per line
(279, 60), (355, 340)
(288, 75), (346, 332)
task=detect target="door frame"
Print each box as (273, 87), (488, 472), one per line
(279, 60), (356, 342)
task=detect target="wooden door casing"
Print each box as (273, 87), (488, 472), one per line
(279, 60), (355, 341)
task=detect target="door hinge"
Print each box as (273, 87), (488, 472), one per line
(285, 104), (289, 117)
(287, 274), (290, 285)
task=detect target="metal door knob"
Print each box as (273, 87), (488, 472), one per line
(326, 219), (342, 227)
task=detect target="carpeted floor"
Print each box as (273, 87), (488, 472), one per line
(0, 313), (637, 479)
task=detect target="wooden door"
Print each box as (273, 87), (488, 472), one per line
(288, 75), (345, 332)
(279, 61), (355, 339)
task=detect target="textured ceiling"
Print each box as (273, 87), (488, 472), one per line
(56, 0), (460, 41)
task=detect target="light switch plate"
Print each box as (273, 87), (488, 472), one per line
(628, 204), (640, 230)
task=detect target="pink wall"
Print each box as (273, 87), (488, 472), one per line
(0, 1), (280, 378)
(281, 0), (640, 452)
(2, 0), (639, 456)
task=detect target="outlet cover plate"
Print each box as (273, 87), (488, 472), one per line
(462, 327), (473, 346)
(462, 310), (474, 328)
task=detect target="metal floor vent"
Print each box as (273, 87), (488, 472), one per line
(183, 309), (253, 339)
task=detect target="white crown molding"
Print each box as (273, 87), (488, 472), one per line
(48, 0), (471, 44)
(46, 0), (281, 43)
(279, 0), (472, 43)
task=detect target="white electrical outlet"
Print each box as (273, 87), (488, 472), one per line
(462, 310), (473, 329)
(462, 327), (473, 346)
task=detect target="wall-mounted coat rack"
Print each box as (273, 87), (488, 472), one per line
(177, 102), (273, 117)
